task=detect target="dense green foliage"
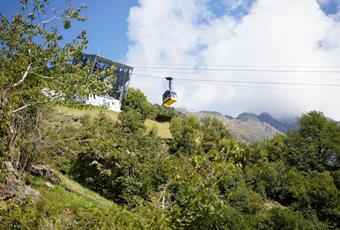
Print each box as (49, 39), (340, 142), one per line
(2, 103), (339, 229)
(122, 87), (179, 120)
(29, 109), (338, 229)
(0, 0), (114, 170)
(121, 88), (155, 120)
(284, 111), (340, 171)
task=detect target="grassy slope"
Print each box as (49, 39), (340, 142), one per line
(28, 173), (148, 229)
(1, 105), (173, 228)
(52, 105), (171, 139)
(6, 104), (171, 228)
(56, 171), (116, 209)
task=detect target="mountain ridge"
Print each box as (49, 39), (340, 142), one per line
(194, 111), (283, 143)
(176, 108), (340, 143)
(176, 109), (299, 143)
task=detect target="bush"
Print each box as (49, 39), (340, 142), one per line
(118, 109), (145, 133)
(201, 116), (231, 152)
(69, 113), (166, 206)
(169, 116), (202, 155)
(228, 186), (264, 215)
(0, 199), (42, 229)
(268, 208), (324, 230)
(121, 88), (155, 120)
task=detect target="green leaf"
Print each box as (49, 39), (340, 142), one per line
(64, 20), (71, 29)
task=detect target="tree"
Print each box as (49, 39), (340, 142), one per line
(228, 185), (264, 215)
(303, 171), (340, 226)
(200, 116), (231, 152)
(118, 109), (145, 134)
(0, 0), (113, 169)
(121, 88), (154, 120)
(169, 116), (202, 155)
(285, 111), (340, 171)
(268, 208), (321, 230)
(265, 134), (287, 162)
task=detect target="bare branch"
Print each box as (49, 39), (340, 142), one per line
(29, 71), (53, 79)
(41, 16), (61, 24)
(12, 64), (31, 88)
(10, 97), (59, 114)
(9, 124), (15, 135)
(34, 16), (61, 31)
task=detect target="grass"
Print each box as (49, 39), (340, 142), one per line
(49, 104), (172, 139)
(145, 119), (172, 139)
(54, 104), (119, 121)
(56, 171), (116, 210)
(1, 172), (148, 229)
(26, 173), (148, 229)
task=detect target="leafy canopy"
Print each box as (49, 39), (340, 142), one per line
(0, 0), (115, 168)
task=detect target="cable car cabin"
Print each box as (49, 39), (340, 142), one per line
(162, 90), (177, 106)
(162, 77), (177, 106)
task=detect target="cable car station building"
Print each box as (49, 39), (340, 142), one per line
(81, 54), (134, 112)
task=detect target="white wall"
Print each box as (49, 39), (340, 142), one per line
(86, 96), (122, 112)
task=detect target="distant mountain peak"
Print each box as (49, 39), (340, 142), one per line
(179, 109), (300, 143)
(236, 112), (299, 133)
(259, 112), (273, 118)
(224, 114), (234, 120)
(259, 113), (298, 133)
(236, 113), (261, 122)
(197, 111), (223, 117)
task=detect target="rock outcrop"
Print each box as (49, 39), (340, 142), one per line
(0, 161), (41, 203)
(30, 164), (60, 184)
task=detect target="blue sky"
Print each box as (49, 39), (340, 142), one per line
(1, 0), (138, 62)
(317, 0), (340, 16)
(209, 0), (256, 19)
(1, 0), (338, 63)
(1, 0), (340, 118)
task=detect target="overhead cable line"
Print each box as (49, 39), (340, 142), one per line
(134, 66), (340, 74)
(128, 63), (340, 69)
(134, 73), (340, 87)
(136, 69), (340, 80)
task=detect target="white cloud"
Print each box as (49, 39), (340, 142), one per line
(127, 0), (340, 119)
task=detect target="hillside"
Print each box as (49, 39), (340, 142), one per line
(258, 113), (299, 133)
(1, 103), (339, 229)
(49, 105), (294, 143)
(0, 162), (147, 229)
(47, 104), (172, 139)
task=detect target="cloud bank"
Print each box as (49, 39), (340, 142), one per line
(127, 0), (340, 119)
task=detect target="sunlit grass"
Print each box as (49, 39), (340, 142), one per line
(31, 173), (147, 229)
(145, 119), (172, 139)
(49, 104), (172, 139)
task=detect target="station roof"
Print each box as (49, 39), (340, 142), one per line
(83, 54), (134, 71)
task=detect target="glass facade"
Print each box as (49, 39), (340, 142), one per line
(81, 54), (134, 105)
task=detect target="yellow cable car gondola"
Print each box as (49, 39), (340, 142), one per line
(162, 77), (177, 106)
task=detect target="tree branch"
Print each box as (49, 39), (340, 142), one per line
(34, 16), (61, 31)
(12, 64), (31, 88)
(10, 97), (58, 114)
(41, 16), (61, 24)
(29, 71), (53, 79)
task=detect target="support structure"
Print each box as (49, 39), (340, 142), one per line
(81, 54), (134, 112)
